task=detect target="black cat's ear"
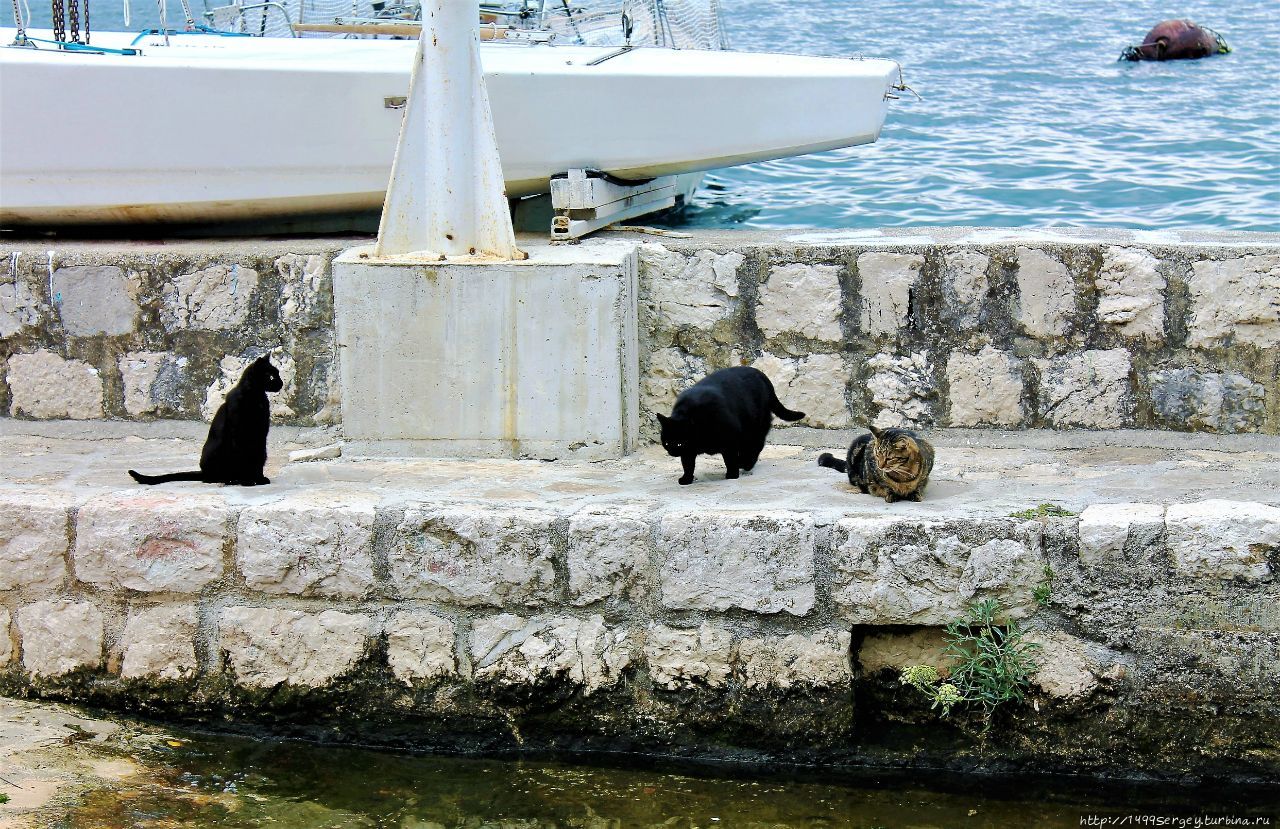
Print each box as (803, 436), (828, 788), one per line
(869, 425), (885, 441)
(656, 413), (670, 427)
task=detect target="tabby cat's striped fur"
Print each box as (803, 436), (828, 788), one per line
(818, 425), (935, 502)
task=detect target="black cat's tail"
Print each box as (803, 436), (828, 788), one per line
(817, 453), (848, 473)
(769, 390), (806, 422)
(128, 470), (204, 485)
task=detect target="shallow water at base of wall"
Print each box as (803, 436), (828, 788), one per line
(63, 730), (1280, 829)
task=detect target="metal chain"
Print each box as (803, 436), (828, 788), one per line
(51, 0), (65, 42)
(67, 0), (80, 42)
(83, 0), (89, 43)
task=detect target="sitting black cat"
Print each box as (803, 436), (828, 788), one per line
(129, 356), (284, 487)
(818, 425), (935, 502)
(657, 366), (805, 485)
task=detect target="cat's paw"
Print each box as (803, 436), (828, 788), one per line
(258, 477), (271, 485)
(725, 470), (740, 479)
(678, 475), (695, 486)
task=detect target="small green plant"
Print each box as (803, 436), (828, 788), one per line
(0, 792), (9, 804)
(1009, 503), (1075, 520)
(1033, 564), (1054, 607)
(900, 599), (1040, 731)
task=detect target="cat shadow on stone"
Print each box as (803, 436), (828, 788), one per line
(129, 356), (283, 487)
(657, 365), (805, 485)
(818, 425), (934, 502)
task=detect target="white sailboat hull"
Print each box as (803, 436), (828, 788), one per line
(0, 30), (897, 225)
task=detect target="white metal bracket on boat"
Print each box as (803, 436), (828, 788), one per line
(373, 0), (523, 261)
(549, 169), (678, 243)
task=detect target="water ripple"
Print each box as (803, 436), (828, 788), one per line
(674, 0), (1280, 230)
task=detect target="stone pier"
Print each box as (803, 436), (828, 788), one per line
(1, 227), (1278, 784)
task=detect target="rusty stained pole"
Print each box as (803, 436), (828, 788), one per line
(374, 0), (523, 260)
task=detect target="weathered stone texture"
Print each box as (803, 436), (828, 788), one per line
(50, 266), (139, 337)
(471, 614), (632, 695)
(1165, 500), (1278, 581)
(644, 622), (735, 690)
(832, 518), (1045, 624)
(659, 511), (815, 615)
(946, 346), (1024, 427)
(866, 351), (933, 428)
(384, 610), (457, 686)
(0, 266), (44, 337)
(738, 629), (852, 690)
(389, 506), (558, 607)
(237, 499), (375, 598)
(757, 263), (842, 344)
(7, 351), (103, 419)
(941, 250), (989, 328)
(119, 351), (188, 418)
(1016, 248), (1075, 337)
(203, 351), (298, 422)
(16, 599), (103, 677)
(74, 493), (227, 593)
(1149, 369), (1266, 433)
(0, 491), (70, 593)
(220, 606), (370, 689)
(275, 253), (328, 326)
(857, 252), (921, 337)
(641, 347), (708, 420)
(162, 263), (259, 331)
(1187, 254), (1280, 349)
(120, 605), (199, 681)
(1095, 248), (1165, 342)
(1025, 629), (1116, 700)
(0, 608), (11, 666)
(858, 628), (951, 675)
(1035, 349), (1132, 428)
(1077, 503), (1164, 570)
(566, 508), (650, 606)
(642, 245), (742, 331)
(752, 352), (851, 428)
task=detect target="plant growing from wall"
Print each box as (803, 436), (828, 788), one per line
(900, 599), (1040, 731)
(1033, 564), (1054, 607)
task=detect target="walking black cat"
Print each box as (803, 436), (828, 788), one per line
(129, 356), (284, 487)
(656, 366), (805, 485)
(818, 425), (935, 502)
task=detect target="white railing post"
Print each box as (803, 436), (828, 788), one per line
(374, 0), (523, 260)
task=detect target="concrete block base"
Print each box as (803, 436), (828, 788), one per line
(333, 239), (640, 459)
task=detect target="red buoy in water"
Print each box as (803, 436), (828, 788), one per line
(1120, 19), (1231, 61)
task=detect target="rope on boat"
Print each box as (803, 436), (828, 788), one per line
(558, 0), (584, 44)
(155, 0), (169, 44)
(9, 0), (30, 45)
(178, 0), (194, 29)
(22, 34), (140, 52)
(122, 0), (128, 26)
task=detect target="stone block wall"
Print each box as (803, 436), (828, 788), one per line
(639, 233), (1279, 437)
(4, 232), (1277, 435)
(0, 486), (1277, 781)
(1, 242), (347, 426)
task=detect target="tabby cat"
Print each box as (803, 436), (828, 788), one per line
(657, 366), (805, 485)
(129, 356), (284, 487)
(818, 425), (935, 502)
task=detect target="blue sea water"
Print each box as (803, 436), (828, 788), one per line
(11, 0), (1279, 230)
(687, 0), (1280, 231)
